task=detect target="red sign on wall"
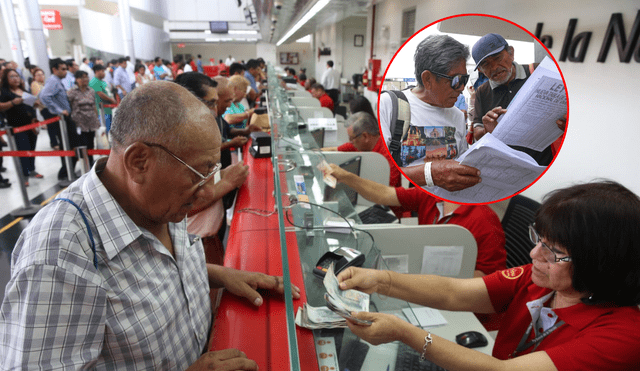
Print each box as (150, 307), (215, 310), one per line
(41, 10), (63, 30)
(177, 43), (186, 48)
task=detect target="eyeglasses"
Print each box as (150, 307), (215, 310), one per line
(143, 142), (221, 188)
(348, 132), (363, 142)
(528, 225), (572, 263)
(429, 71), (469, 90)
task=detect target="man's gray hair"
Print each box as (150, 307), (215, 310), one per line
(414, 34), (469, 87)
(345, 112), (379, 137)
(110, 81), (192, 150)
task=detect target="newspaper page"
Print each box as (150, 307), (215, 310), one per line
(432, 133), (545, 203)
(492, 56), (567, 151)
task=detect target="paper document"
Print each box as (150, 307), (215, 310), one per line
(382, 254), (409, 274)
(420, 245), (464, 277)
(492, 56), (566, 151)
(403, 305), (448, 329)
(432, 133), (546, 203)
(21, 92), (38, 107)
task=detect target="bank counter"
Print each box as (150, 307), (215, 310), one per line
(208, 65), (494, 371)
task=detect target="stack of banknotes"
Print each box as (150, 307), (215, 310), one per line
(296, 263), (371, 329)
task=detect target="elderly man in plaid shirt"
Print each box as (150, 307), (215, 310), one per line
(0, 81), (300, 370)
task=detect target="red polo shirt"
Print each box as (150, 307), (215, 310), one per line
(483, 265), (640, 370)
(338, 137), (401, 187)
(318, 93), (334, 111)
(394, 187), (506, 275)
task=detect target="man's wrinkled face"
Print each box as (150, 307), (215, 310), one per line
(478, 48), (515, 86)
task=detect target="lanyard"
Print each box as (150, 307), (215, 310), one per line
(511, 319), (565, 358)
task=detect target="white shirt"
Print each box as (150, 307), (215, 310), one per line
(79, 62), (95, 80)
(321, 67), (340, 90)
(125, 61), (136, 84)
(184, 64), (193, 72)
(225, 57), (236, 66)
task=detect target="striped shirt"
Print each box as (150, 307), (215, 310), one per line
(0, 158), (212, 370)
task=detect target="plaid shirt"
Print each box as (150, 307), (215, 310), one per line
(0, 158), (212, 370)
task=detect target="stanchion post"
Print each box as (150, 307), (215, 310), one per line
(58, 116), (76, 183)
(98, 102), (106, 127)
(76, 146), (90, 175)
(5, 127), (43, 217)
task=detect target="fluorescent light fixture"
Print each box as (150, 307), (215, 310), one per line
(277, 0), (330, 46)
(204, 30), (211, 34)
(296, 35), (311, 43)
(228, 30), (259, 35)
(205, 38), (219, 42)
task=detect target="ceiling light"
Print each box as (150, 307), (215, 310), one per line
(277, 0), (330, 46)
(228, 30), (258, 35)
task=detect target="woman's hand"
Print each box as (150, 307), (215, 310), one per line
(336, 267), (390, 295)
(12, 97), (22, 106)
(346, 311), (407, 346)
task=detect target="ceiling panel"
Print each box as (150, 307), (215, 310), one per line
(253, 0), (370, 45)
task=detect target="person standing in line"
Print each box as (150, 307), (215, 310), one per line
(89, 64), (116, 134)
(321, 60), (341, 112)
(113, 58), (132, 99)
(67, 70), (101, 167)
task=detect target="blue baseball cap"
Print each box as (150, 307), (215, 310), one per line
(472, 33), (508, 70)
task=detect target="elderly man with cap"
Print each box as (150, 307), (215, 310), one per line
(379, 34), (481, 192)
(471, 33), (556, 166)
(0, 81), (300, 370)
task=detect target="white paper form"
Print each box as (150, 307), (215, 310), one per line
(402, 305), (448, 329)
(307, 117), (338, 143)
(492, 56), (566, 151)
(432, 134), (545, 203)
(21, 92), (38, 107)
(421, 245), (464, 276)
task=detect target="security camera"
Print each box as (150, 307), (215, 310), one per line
(275, 1), (283, 9)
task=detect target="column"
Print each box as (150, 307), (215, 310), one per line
(16, 0), (49, 76)
(118, 0), (135, 60)
(0, 0), (25, 69)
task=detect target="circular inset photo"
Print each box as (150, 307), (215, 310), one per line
(378, 14), (568, 204)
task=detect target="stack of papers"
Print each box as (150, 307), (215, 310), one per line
(323, 217), (355, 233)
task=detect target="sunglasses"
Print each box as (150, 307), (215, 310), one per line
(429, 71), (469, 90)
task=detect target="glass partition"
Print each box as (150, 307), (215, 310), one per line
(266, 64), (417, 370)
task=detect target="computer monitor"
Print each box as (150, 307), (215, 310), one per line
(311, 128), (325, 148)
(324, 156), (361, 206)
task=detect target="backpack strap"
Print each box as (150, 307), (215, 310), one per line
(384, 90), (411, 167)
(53, 198), (98, 269)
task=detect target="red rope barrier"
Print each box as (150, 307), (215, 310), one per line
(12, 116), (61, 134)
(87, 149), (111, 156)
(103, 104), (118, 108)
(0, 150), (76, 157)
(0, 130), (6, 136)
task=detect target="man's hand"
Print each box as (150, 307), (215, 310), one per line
(61, 110), (69, 116)
(431, 160), (481, 192)
(328, 163), (350, 181)
(247, 123), (262, 133)
(229, 136), (248, 147)
(220, 163), (249, 189)
(187, 349), (258, 371)
(481, 106), (507, 134)
(556, 113), (567, 131)
(214, 266), (301, 306)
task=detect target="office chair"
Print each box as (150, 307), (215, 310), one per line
(335, 105), (347, 118)
(501, 195), (541, 268)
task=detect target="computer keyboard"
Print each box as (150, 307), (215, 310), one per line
(358, 205), (398, 224)
(395, 342), (447, 371)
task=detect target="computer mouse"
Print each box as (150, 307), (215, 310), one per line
(455, 331), (488, 348)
